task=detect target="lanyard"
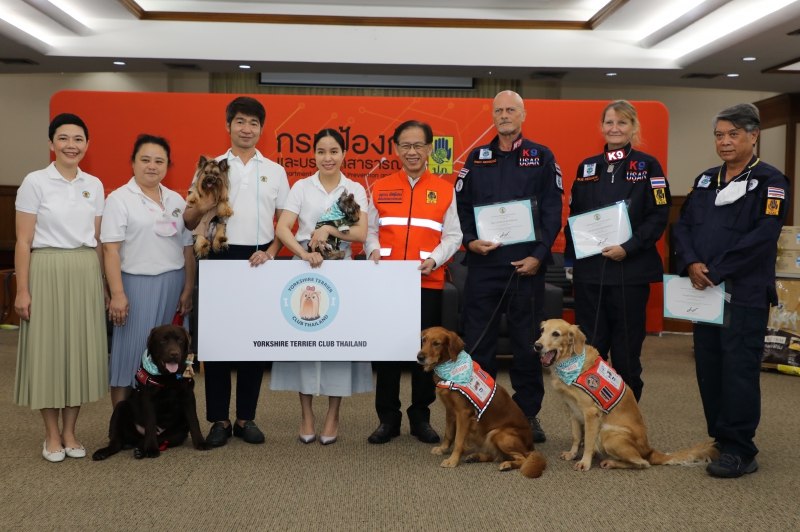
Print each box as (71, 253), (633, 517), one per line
(139, 186), (165, 215)
(717, 158), (760, 188)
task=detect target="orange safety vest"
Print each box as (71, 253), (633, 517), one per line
(572, 358), (626, 414)
(371, 169), (453, 289)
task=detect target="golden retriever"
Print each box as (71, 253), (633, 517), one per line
(187, 156), (233, 258)
(534, 319), (719, 471)
(417, 327), (546, 478)
(299, 288), (320, 320)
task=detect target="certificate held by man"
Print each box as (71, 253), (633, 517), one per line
(663, 275), (726, 325)
(568, 202), (633, 259)
(473, 199), (538, 246)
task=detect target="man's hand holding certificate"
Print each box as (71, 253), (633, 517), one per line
(568, 202), (633, 259)
(663, 275), (727, 325)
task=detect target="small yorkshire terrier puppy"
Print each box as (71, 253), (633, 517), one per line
(308, 191), (361, 260)
(187, 156), (233, 258)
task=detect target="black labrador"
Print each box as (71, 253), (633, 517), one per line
(93, 325), (210, 460)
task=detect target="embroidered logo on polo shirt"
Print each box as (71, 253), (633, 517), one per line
(82, 191), (91, 199)
(172, 208), (182, 217)
(260, 176), (267, 182)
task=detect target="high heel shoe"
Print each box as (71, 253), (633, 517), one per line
(320, 435), (338, 446)
(299, 434), (316, 444)
(42, 441), (65, 463)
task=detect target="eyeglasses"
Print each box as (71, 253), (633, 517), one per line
(396, 143), (429, 152)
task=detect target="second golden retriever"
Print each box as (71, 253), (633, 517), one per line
(417, 327), (546, 478)
(534, 319), (718, 471)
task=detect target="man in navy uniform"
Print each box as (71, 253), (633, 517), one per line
(455, 90), (563, 442)
(674, 103), (788, 478)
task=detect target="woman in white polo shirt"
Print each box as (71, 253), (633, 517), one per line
(272, 129), (373, 445)
(101, 135), (195, 407)
(14, 113), (109, 462)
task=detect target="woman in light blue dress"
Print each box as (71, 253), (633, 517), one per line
(272, 129), (373, 445)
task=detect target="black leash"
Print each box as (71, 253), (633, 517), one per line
(467, 268), (519, 355)
(591, 256), (632, 394)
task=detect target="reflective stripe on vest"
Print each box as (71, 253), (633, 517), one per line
(379, 217), (443, 232)
(379, 248), (392, 257)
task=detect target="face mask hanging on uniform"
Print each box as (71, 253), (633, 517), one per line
(714, 170), (751, 207)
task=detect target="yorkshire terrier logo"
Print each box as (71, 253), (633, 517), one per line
(298, 286), (321, 321)
(281, 274), (340, 332)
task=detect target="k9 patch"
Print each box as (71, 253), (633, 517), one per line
(653, 188), (668, 205)
(764, 198), (782, 216)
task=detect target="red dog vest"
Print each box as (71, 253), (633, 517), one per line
(437, 362), (497, 420)
(572, 358), (626, 414)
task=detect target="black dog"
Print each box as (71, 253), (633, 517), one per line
(308, 191), (361, 260)
(93, 325), (210, 460)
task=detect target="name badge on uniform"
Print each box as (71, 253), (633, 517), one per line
(479, 149), (492, 160)
(584, 163), (596, 177)
(697, 175), (711, 188)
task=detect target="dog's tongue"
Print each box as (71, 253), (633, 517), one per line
(541, 350), (557, 366)
(165, 362), (179, 374)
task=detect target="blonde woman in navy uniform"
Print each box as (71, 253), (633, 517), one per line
(564, 100), (671, 402)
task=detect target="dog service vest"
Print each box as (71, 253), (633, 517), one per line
(436, 361), (497, 420)
(371, 169), (453, 289)
(572, 358), (626, 414)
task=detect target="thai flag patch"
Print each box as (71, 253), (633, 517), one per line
(458, 168), (469, 178)
(768, 187), (785, 199)
(650, 177), (666, 188)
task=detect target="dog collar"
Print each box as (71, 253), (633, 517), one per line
(434, 351), (473, 385)
(553, 348), (586, 386)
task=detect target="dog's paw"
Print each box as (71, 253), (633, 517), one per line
(465, 454), (480, 463)
(599, 460), (616, 469)
(134, 447), (160, 459)
(560, 451), (577, 461)
(431, 445), (448, 455)
(92, 450), (108, 461)
(440, 458), (459, 468)
(574, 460), (592, 471)
(498, 461), (513, 472)
(195, 441), (212, 451)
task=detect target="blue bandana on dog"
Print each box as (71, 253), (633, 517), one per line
(434, 351), (473, 385)
(142, 350), (160, 375)
(553, 349), (586, 386)
(316, 200), (345, 223)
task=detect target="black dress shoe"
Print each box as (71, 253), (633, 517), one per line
(410, 422), (440, 444)
(367, 423), (400, 444)
(233, 420), (265, 444)
(528, 417), (546, 443)
(206, 421), (233, 448)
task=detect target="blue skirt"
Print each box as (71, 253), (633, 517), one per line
(109, 269), (185, 387)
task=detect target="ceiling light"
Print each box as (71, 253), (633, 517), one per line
(743, 57), (756, 61)
(635, 0), (707, 41)
(239, 65), (251, 69)
(727, 73), (739, 77)
(113, 61), (125, 66)
(0, 5), (56, 45)
(606, 72), (617, 76)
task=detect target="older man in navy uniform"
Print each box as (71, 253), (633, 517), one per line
(455, 90), (563, 442)
(674, 103), (788, 478)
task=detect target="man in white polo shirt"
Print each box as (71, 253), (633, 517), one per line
(184, 96), (289, 447)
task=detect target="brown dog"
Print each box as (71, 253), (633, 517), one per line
(534, 319), (718, 471)
(309, 191), (361, 260)
(187, 156), (233, 258)
(417, 327), (546, 478)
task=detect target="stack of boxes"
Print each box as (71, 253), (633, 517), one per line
(776, 226), (800, 276)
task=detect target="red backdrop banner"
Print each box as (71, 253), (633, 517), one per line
(51, 91), (669, 332)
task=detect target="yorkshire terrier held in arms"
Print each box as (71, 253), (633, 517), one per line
(308, 191), (361, 260)
(187, 156), (233, 258)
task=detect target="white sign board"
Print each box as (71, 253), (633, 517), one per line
(198, 260), (422, 361)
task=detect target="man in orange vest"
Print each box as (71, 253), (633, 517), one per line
(365, 120), (463, 444)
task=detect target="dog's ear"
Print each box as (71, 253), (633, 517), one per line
(447, 331), (464, 362)
(197, 155), (209, 169)
(146, 327), (158, 357)
(568, 324), (586, 353)
(218, 159), (229, 174)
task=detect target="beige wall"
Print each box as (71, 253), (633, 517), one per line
(520, 81), (778, 194)
(0, 74), (777, 192)
(0, 72), (209, 186)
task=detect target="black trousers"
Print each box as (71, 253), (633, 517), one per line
(203, 243), (270, 423)
(693, 303), (767, 459)
(574, 282), (649, 402)
(373, 288), (441, 427)
(463, 265), (545, 418)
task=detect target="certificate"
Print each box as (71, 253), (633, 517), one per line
(198, 260), (421, 361)
(663, 275), (726, 325)
(473, 199), (537, 245)
(568, 202), (633, 259)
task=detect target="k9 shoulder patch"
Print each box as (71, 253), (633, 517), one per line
(653, 188), (669, 206)
(763, 197), (783, 216)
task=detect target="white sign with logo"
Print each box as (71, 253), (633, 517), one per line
(198, 260), (422, 361)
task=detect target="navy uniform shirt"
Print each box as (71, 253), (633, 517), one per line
(673, 156), (789, 307)
(564, 144), (671, 285)
(456, 133), (563, 267)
